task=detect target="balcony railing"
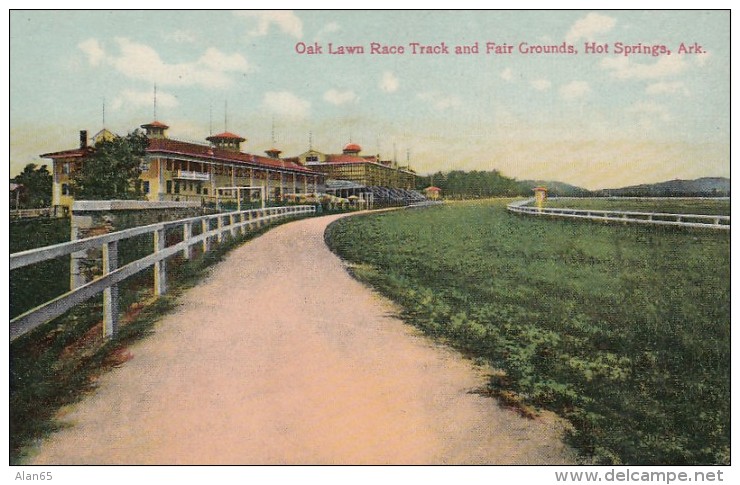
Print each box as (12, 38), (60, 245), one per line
(174, 170), (211, 181)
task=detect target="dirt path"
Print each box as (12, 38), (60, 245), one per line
(27, 213), (577, 465)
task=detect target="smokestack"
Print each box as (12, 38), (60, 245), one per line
(79, 130), (88, 149)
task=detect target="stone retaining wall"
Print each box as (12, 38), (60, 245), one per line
(70, 200), (202, 288)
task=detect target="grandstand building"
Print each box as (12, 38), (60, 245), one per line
(44, 121), (324, 210)
(294, 142), (417, 189)
(292, 142), (424, 206)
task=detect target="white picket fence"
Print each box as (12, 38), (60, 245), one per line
(10, 205), (315, 342)
(507, 198), (730, 230)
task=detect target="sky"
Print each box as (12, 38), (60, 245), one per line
(8, 10), (730, 190)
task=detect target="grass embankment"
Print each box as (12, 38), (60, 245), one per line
(544, 198), (731, 216)
(325, 200), (730, 465)
(9, 215), (306, 464)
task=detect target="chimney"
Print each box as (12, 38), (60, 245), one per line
(79, 130), (88, 149)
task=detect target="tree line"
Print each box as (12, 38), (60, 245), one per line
(416, 170), (533, 198)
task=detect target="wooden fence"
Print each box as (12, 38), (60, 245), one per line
(10, 208), (53, 219)
(507, 198), (730, 230)
(10, 205), (316, 342)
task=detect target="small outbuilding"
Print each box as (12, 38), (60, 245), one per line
(533, 186), (548, 206)
(424, 186), (442, 200)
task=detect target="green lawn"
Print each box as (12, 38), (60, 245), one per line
(325, 200), (730, 465)
(543, 198), (730, 216)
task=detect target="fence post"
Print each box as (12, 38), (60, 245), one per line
(217, 215), (224, 243)
(230, 214), (237, 238)
(102, 240), (119, 338)
(202, 218), (209, 253)
(154, 227), (167, 296)
(69, 224), (85, 290)
(182, 222), (192, 260)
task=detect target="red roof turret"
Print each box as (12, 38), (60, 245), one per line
(140, 120), (169, 139)
(343, 142), (362, 153)
(206, 131), (246, 143)
(141, 120), (170, 130)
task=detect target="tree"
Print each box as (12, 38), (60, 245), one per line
(415, 169), (529, 199)
(13, 163), (53, 207)
(72, 130), (149, 200)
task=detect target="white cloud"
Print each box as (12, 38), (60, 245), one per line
(626, 100), (672, 122)
(78, 38), (105, 66)
(600, 55), (688, 80)
(236, 11), (303, 39)
(417, 91), (462, 111)
(500, 67), (513, 82)
(110, 88), (178, 111)
(262, 91), (310, 120)
(80, 37), (251, 89)
(198, 48), (250, 72)
(316, 22), (340, 40)
(566, 12), (617, 43)
(530, 79), (552, 91)
(626, 100), (664, 114)
(379, 71), (399, 93)
(559, 80), (591, 100)
(645, 81), (690, 96)
(162, 29), (198, 44)
(323, 89), (358, 105)
(694, 50), (711, 67)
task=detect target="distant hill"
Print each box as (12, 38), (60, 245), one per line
(517, 180), (591, 197)
(595, 177), (730, 197)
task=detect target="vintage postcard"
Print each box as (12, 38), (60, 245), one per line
(8, 8), (731, 481)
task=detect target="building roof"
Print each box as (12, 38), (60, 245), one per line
(146, 137), (317, 174)
(343, 142), (362, 152)
(141, 120), (170, 129)
(40, 147), (93, 159)
(324, 154), (378, 164)
(206, 131), (246, 142)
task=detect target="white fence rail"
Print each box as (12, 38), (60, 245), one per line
(507, 198), (730, 230)
(10, 208), (53, 219)
(10, 205), (316, 342)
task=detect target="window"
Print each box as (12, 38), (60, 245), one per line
(61, 183), (69, 195)
(174, 182), (181, 194)
(62, 162), (71, 175)
(166, 180), (172, 194)
(143, 181), (150, 194)
(306, 155), (319, 163)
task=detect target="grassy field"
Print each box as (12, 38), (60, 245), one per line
(544, 198), (730, 216)
(325, 199), (730, 465)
